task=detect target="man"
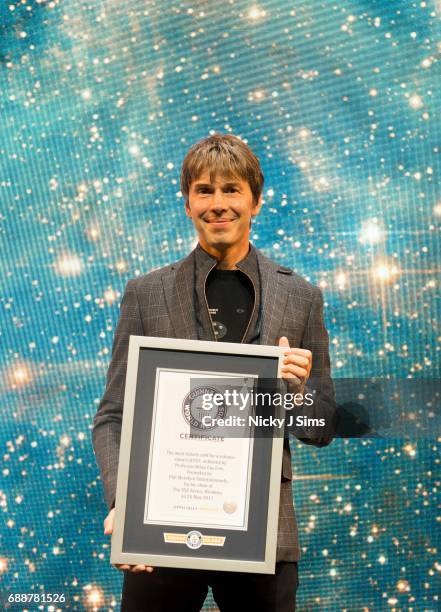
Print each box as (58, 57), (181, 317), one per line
(92, 133), (337, 611)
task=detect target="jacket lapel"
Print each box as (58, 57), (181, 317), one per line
(161, 251), (199, 340)
(257, 250), (291, 346)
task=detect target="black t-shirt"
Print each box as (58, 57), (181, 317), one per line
(205, 268), (254, 342)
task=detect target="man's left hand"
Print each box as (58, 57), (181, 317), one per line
(278, 336), (312, 393)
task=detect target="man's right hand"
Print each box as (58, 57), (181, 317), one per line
(104, 508), (154, 573)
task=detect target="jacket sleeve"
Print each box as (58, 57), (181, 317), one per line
(92, 279), (144, 510)
(287, 285), (338, 447)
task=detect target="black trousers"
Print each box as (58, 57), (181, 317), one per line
(121, 562), (298, 612)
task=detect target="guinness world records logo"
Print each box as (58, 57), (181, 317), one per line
(182, 386), (227, 430)
(186, 530), (203, 549)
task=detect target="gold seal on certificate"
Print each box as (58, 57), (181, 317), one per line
(223, 501), (237, 514)
(111, 336), (286, 574)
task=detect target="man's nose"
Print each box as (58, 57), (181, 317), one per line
(212, 189), (227, 209)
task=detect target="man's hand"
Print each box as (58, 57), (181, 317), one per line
(278, 336), (312, 392)
(104, 508), (154, 573)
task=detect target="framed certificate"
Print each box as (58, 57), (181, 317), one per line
(111, 336), (285, 574)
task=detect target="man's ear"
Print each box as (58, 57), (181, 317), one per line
(251, 195), (263, 217)
(184, 200), (192, 218)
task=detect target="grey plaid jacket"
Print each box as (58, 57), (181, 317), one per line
(92, 244), (336, 562)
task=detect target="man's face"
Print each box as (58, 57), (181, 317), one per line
(185, 171), (262, 252)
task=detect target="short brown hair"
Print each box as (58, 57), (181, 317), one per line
(180, 133), (264, 205)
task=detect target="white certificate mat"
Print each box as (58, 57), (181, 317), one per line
(144, 368), (256, 530)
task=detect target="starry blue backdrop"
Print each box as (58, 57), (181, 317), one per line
(0, 1), (439, 610)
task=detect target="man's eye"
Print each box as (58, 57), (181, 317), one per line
(226, 187), (238, 193)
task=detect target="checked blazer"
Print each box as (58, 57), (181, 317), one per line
(92, 244), (336, 562)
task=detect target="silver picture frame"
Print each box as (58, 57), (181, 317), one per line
(111, 335), (285, 574)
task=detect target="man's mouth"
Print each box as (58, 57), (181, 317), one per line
(205, 218), (235, 225)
